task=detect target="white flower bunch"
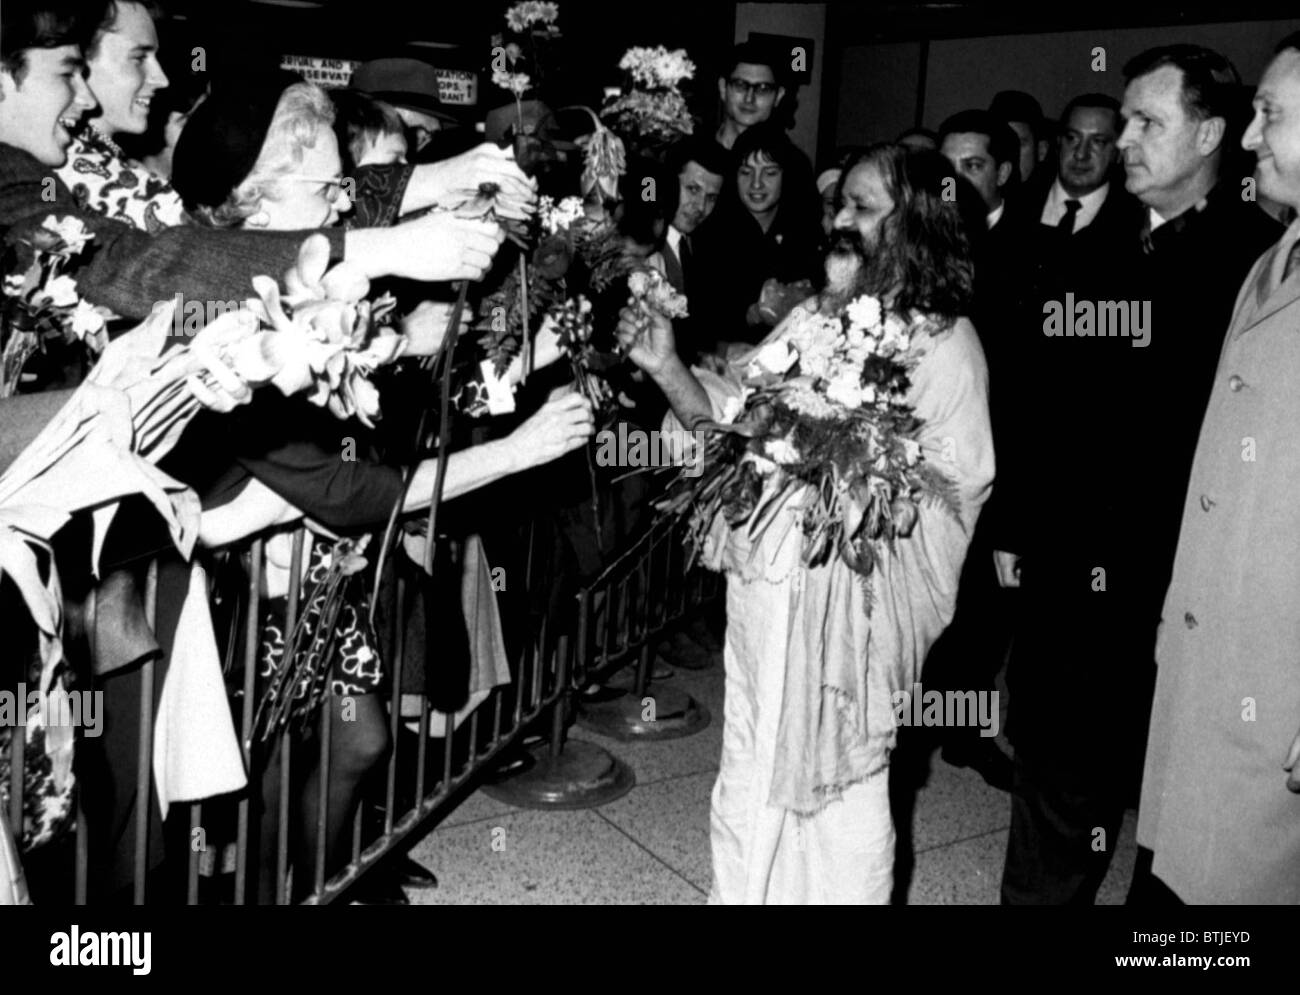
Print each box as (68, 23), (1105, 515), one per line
(492, 68), (532, 96)
(505, 1), (560, 32)
(746, 293), (910, 413)
(538, 195), (586, 234)
(627, 267), (689, 320)
(618, 46), (696, 90)
(764, 438), (801, 465)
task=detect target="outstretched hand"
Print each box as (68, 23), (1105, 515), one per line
(401, 214), (507, 282)
(505, 391), (595, 470)
(435, 143), (538, 221)
(615, 305), (677, 378)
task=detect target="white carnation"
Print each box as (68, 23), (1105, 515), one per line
(751, 339), (797, 376)
(845, 295), (882, 332)
(44, 275), (79, 307)
(764, 438), (801, 464)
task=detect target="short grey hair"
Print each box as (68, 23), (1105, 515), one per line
(191, 82), (337, 228)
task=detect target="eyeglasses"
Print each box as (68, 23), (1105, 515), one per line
(727, 78), (779, 99)
(281, 174), (349, 204)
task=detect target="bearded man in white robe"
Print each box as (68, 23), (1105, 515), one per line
(617, 144), (995, 904)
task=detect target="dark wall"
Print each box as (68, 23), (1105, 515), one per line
(835, 16), (1300, 149)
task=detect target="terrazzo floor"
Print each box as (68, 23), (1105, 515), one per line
(405, 639), (1139, 905)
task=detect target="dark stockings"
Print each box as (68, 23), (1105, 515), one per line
(255, 693), (389, 903)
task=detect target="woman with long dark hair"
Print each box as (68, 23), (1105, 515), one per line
(697, 122), (823, 348)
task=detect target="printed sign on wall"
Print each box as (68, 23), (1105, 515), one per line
(281, 54), (478, 105)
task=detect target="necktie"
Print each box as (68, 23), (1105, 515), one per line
(1058, 199), (1081, 235)
(1284, 241), (1300, 284)
(678, 235), (694, 294)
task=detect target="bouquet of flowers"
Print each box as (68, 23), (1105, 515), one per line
(602, 46), (696, 155)
(475, 197), (631, 378)
(654, 296), (961, 608)
(120, 236), (404, 460)
(1, 215), (115, 397)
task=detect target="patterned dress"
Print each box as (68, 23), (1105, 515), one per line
(253, 537), (384, 741)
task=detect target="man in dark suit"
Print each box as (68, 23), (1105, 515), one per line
(995, 46), (1281, 905)
(660, 138), (726, 362)
(940, 109), (1020, 232)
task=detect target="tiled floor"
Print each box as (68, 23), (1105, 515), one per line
(408, 646), (1138, 905)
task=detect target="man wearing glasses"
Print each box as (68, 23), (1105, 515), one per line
(716, 42), (787, 151)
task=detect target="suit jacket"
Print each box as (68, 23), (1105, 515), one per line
(1138, 222), (1300, 903)
(971, 179), (1143, 548)
(998, 181), (1280, 782)
(0, 143), (345, 320)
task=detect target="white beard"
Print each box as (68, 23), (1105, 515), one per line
(823, 249), (863, 300)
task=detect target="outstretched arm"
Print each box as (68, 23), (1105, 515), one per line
(614, 306), (712, 430)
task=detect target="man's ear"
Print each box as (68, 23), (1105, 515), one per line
(1037, 138), (1050, 163)
(776, 86), (787, 107)
(997, 160), (1013, 189)
(1197, 115), (1226, 157)
(717, 76), (728, 104)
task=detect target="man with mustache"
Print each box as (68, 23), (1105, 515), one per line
(994, 45), (1280, 905)
(1136, 31), (1300, 904)
(617, 146), (994, 903)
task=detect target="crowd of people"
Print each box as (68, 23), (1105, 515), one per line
(1, 0), (1299, 906)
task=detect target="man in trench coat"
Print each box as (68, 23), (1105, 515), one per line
(1138, 34), (1300, 903)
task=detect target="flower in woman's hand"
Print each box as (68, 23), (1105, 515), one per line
(40, 215), (93, 255)
(68, 299), (109, 352)
(43, 275), (78, 307)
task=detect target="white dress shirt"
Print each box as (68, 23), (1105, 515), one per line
(1040, 178), (1110, 232)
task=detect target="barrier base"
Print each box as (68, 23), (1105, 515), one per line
(480, 738), (635, 810)
(577, 682), (711, 741)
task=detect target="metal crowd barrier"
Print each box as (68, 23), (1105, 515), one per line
(2, 505), (721, 905)
(574, 513), (722, 700)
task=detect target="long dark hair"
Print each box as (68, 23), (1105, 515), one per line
(836, 143), (976, 323)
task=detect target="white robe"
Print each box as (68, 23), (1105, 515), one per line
(671, 308), (994, 904)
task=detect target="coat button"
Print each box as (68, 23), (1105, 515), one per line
(1184, 611), (1198, 629)
(1228, 375), (1245, 392)
(1199, 494), (1216, 511)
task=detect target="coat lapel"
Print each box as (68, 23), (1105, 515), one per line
(1235, 231), (1300, 337)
